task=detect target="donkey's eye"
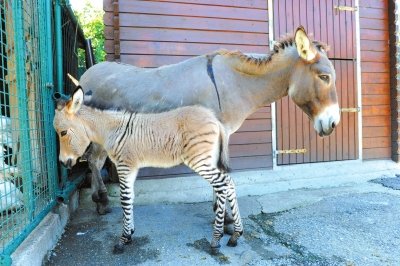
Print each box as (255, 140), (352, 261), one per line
(60, 130), (68, 137)
(319, 75), (330, 83)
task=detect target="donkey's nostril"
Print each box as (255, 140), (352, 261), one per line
(331, 122), (336, 129)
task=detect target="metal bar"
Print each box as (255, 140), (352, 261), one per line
(13, 0), (35, 220)
(328, 57), (356, 61)
(276, 149), (307, 154)
(44, 0), (58, 199)
(56, 173), (85, 203)
(355, 0), (363, 160)
(268, 0), (277, 169)
(55, 0), (63, 94)
(85, 39), (96, 68)
(334, 5), (358, 12)
(54, 0), (69, 183)
(341, 107), (360, 113)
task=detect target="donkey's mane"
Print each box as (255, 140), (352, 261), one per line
(217, 35), (328, 76)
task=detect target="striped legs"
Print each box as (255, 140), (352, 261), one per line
(113, 166), (137, 254)
(225, 178), (243, 247)
(194, 166), (243, 254)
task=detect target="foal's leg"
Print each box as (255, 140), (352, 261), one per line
(113, 166), (137, 254)
(193, 166), (228, 255)
(213, 192), (234, 234)
(87, 143), (110, 215)
(224, 177), (243, 247)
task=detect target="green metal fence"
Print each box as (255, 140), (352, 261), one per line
(0, 1), (86, 264)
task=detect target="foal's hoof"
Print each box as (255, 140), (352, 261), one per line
(226, 238), (237, 247)
(210, 246), (220, 256)
(227, 232), (241, 247)
(113, 243), (125, 254)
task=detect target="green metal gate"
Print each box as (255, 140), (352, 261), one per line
(0, 1), (87, 264)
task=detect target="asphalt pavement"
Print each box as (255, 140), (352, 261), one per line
(45, 174), (400, 266)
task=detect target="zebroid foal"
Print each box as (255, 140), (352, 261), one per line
(53, 87), (243, 254)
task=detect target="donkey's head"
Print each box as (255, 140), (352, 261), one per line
(53, 87), (89, 169)
(289, 26), (340, 137)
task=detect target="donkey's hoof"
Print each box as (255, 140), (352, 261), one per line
(97, 205), (112, 215)
(113, 243), (125, 254)
(92, 193), (100, 203)
(99, 191), (109, 203)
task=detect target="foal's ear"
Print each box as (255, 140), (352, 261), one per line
(295, 26), (318, 62)
(66, 86), (84, 114)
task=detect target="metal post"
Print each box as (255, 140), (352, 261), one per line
(354, 0), (363, 160)
(268, 0), (278, 169)
(54, 0), (69, 183)
(43, 0), (57, 198)
(55, 0), (63, 93)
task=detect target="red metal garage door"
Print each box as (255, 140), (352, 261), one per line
(274, 0), (359, 165)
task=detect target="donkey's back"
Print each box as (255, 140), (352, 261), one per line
(79, 57), (217, 114)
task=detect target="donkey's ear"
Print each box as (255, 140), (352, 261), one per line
(66, 86), (84, 114)
(295, 26), (317, 62)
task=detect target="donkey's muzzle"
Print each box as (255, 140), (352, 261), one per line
(314, 104), (340, 137)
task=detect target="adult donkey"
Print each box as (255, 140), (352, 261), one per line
(76, 26), (340, 216)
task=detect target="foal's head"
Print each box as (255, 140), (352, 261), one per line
(289, 27), (340, 137)
(53, 87), (89, 169)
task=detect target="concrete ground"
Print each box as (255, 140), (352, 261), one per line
(45, 161), (400, 266)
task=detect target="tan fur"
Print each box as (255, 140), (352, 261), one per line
(54, 90), (242, 253)
(54, 103), (229, 172)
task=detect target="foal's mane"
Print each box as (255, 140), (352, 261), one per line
(216, 35), (329, 76)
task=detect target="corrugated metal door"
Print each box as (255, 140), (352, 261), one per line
(274, 0), (359, 165)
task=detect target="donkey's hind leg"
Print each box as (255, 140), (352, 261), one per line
(87, 143), (111, 215)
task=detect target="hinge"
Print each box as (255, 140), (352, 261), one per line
(341, 107), (360, 113)
(276, 148), (307, 155)
(334, 5), (358, 13)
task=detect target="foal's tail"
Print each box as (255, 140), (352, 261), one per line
(217, 124), (230, 173)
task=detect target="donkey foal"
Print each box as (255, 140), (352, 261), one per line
(53, 87), (243, 254)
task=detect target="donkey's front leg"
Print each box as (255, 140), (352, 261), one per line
(87, 143), (110, 215)
(113, 167), (137, 254)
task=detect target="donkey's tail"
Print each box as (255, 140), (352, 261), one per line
(217, 124), (230, 172)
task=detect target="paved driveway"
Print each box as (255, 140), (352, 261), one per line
(46, 175), (400, 266)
